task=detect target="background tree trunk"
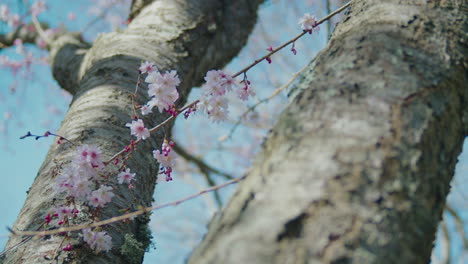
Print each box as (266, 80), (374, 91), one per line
(188, 0), (468, 263)
(2, 0), (263, 263)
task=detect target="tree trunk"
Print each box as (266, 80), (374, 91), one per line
(2, 0), (262, 263)
(188, 1), (468, 263)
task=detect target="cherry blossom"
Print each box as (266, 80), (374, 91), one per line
(82, 229), (94, 243)
(31, 1), (46, 16)
(204, 70), (225, 88)
(153, 140), (177, 181)
(54, 166), (93, 200)
(220, 73), (239, 92)
(53, 205), (74, 220)
(69, 175), (93, 199)
(126, 119), (150, 140)
(7, 14), (20, 28)
(82, 229), (112, 253)
(153, 149), (176, 168)
(117, 168), (136, 184)
(0, 5), (9, 21)
(92, 231), (113, 252)
(67, 12), (76, 20)
(236, 82), (256, 101)
(139, 61), (156, 74)
(74, 144), (104, 169)
(208, 107), (229, 123)
(298, 13), (319, 33)
(88, 185), (114, 208)
(140, 104), (152, 115)
(13, 39), (23, 54)
(142, 69), (180, 113)
(147, 84), (179, 112)
(202, 70), (237, 96)
(146, 70), (180, 88)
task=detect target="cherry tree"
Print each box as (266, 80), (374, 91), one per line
(0, 0), (467, 263)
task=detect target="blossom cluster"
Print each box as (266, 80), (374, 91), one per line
(153, 140), (176, 181)
(54, 145), (108, 205)
(82, 228), (112, 253)
(51, 144), (139, 252)
(0, 5), (20, 27)
(298, 13), (320, 34)
(31, 0), (46, 16)
(199, 70), (255, 123)
(0, 1), (45, 28)
(138, 61), (181, 116)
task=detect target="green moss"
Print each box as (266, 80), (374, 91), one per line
(119, 213), (156, 263)
(120, 234), (144, 264)
(135, 213), (154, 252)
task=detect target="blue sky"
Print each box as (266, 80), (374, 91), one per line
(0, 1), (466, 263)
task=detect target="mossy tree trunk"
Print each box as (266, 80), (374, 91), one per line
(2, 0), (263, 263)
(188, 1), (468, 263)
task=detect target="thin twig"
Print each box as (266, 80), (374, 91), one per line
(440, 219), (451, 264)
(11, 175), (245, 237)
(172, 143), (234, 180)
(81, 8), (112, 34)
(173, 143), (236, 208)
(326, 0), (332, 37)
(201, 171), (223, 208)
(224, 61), (310, 140)
(0, 223), (45, 257)
(445, 204), (468, 250)
(31, 15), (51, 45)
(105, 100), (200, 164)
(232, 1), (352, 78)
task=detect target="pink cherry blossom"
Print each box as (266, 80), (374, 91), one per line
(139, 61), (156, 74)
(69, 175), (93, 199)
(7, 14), (20, 28)
(202, 70), (237, 96)
(117, 168), (136, 184)
(54, 205), (74, 220)
(140, 104), (152, 115)
(220, 74), (238, 92)
(74, 144), (104, 169)
(126, 119), (150, 140)
(0, 5), (9, 21)
(67, 12), (76, 20)
(31, 1), (46, 16)
(236, 83), (256, 101)
(158, 70), (181, 88)
(88, 185), (114, 208)
(13, 39), (23, 54)
(146, 85), (179, 113)
(82, 229), (112, 253)
(92, 231), (112, 252)
(208, 107), (229, 123)
(298, 13), (319, 33)
(153, 149), (176, 168)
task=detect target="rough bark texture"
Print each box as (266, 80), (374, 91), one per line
(188, 1), (467, 263)
(2, 0), (263, 263)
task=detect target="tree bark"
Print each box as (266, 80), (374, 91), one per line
(2, 0), (263, 263)
(188, 1), (468, 263)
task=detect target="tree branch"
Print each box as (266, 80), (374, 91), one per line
(0, 23), (46, 50)
(172, 143), (234, 181)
